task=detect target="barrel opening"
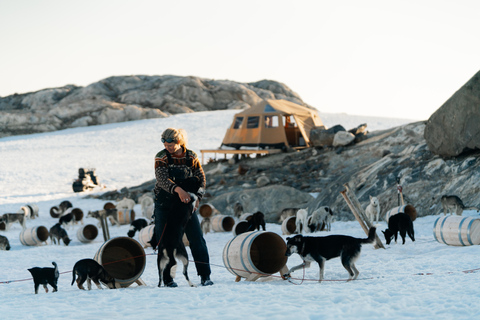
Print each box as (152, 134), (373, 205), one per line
(83, 224), (98, 240)
(249, 233), (288, 274)
(99, 238), (146, 279)
(37, 226), (49, 242)
(234, 220), (249, 235)
(104, 202), (115, 210)
(286, 216), (296, 234)
(222, 216), (235, 231)
(72, 208), (84, 221)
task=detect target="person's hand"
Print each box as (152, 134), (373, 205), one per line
(175, 186), (190, 203)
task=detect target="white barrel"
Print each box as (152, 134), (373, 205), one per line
(281, 216), (296, 235)
(385, 205), (417, 222)
(19, 204), (39, 219)
(77, 224), (98, 243)
(138, 225), (155, 248)
(94, 237), (146, 288)
(19, 226), (49, 246)
(117, 209), (135, 225)
(211, 215), (235, 232)
(223, 231), (288, 280)
(433, 216), (480, 246)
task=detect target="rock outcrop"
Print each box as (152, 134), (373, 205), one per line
(425, 70), (480, 157)
(92, 120), (480, 223)
(0, 76), (308, 138)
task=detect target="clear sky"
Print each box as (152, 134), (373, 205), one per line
(1, 0), (479, 120)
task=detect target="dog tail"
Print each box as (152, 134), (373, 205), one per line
(361, 227), (377, 244)
(71, 267), (76, 286)
(52, 261), (59, 278)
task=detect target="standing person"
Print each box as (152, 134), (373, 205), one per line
(153, 128), (213, 287)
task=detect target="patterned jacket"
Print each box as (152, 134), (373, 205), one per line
(154, 147), (206, 200)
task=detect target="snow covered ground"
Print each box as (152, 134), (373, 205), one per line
(1, 110), (480, 320)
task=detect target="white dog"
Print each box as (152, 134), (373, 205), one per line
(295, 209), (308, 234)
(116, 198), (136, 211)
(138, 194), (154, 219)
(309, 206), (334, 232)
(365, 195), (381, 223)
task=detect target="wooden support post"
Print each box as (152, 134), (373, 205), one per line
(99, 210), (110, 241)
(340, 184), (385, 249)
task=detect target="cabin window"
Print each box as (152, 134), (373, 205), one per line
(246, 116), (259, 128)
(264, 115), (279, 128)
(264, 104), (276, 112)
(233, 117), (243, 129)
(284, 115), (297, 128)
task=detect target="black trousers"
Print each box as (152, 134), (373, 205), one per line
(154, 198), (211, 278)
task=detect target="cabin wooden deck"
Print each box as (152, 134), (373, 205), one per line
(200, 149), (282, 164)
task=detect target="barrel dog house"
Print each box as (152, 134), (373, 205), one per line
(433, 215), (480, 246)
(281, 216), (296, 235)
(94, 237), (146, 287)
(19, 204), (39, 219)
(223, 231), (288, 281)
(199, 203), (219, 218)
(117, 209), (135, 225)
(211, 215), (235, 232)
(138, 225), (155, 248)
(385, 205), (417, 222)
(77, 224), (99, 243)
(19, 226), (49, 246)
(233, 220), (250, 236)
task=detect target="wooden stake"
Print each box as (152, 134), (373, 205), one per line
(340, 184), (385, 249)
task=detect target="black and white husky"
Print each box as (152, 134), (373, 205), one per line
(284, 227), (376, 282)
(157, 193), (197, 288)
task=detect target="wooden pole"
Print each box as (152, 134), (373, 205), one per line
(340, 184), (385, 249)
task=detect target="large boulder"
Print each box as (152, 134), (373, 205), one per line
(424, 70), (480, 157)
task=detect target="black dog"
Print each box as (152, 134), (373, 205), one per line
(382, 213), (415, 245)
(157, 193), (197, 288)
(284, 227), (376, 282)
(27, 262), (59, 294)
(49, 223), (71, 246)
(246, 211), (266, 232)
(127, 218), (149, 238)
(71, 258), (117, 290)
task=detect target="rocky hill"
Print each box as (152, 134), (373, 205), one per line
(0, 75), (308, 138)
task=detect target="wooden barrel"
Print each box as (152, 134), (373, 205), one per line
(138, 225), (155, 248)
(19, 226), (49, 246)
(239, 213), (253, 221)
(104, 202), (116, 210)
(72, 208), (84, 223)
(211, 215), (235, 232)
(117, 209), (135, 225)
(281, 216), (296, 235)
(19, 204), (39, 219)
(233, 220), (250, 236)
(94, 237), (146, 288)
(77, 224), (98, 243)
(199, 203), (219, 218)
(223, 231), (288, 280)
(385, 205), (417, 222)
(433, 216), (480, 246)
